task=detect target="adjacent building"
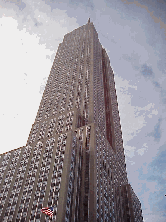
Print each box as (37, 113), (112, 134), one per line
(0, 19), (143, 222)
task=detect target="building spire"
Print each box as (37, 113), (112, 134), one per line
(88, 18), (90, 23)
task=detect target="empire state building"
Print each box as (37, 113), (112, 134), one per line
(0, 19), (143, 222)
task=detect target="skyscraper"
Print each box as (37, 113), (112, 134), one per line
(0, 19), (143, 222)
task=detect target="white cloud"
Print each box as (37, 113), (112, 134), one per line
(127, 159), (135, 165)
(115, 76), (162, 147)
(124, 145), (136, 158)
(137, 147), (147, 156)
(148, 109), (158, 118)
(137, 143), (148, 156)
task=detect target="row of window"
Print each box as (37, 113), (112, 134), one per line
(1, 146), (32, 221)
(65, 135), (77, 222)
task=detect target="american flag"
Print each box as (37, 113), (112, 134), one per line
(41, 206), (54, 217)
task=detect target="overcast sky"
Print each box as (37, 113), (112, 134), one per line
(0, 0), (166, 221)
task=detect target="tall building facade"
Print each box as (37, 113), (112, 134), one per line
(0, 19), (143, 222)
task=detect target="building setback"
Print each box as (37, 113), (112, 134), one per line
(0, 19), (143, 222)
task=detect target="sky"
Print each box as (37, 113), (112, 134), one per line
(0, 0), (166, 221)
